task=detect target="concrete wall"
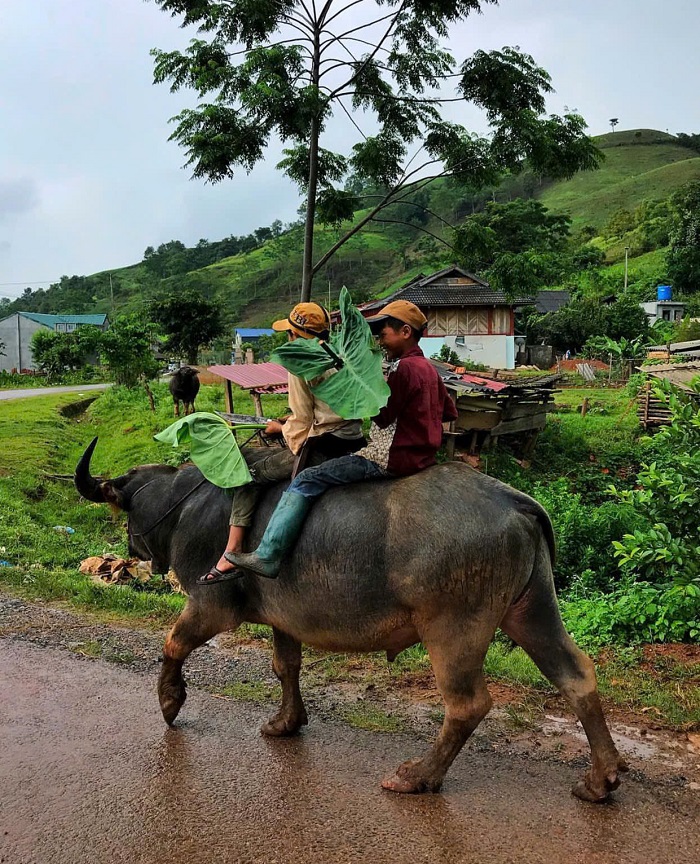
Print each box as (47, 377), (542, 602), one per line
(420, 335), (515, 369)
(0, 314), (45, 372)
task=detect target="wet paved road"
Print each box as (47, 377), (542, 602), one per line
(1, 640), (698, 864)
(0, 383), (110, 401)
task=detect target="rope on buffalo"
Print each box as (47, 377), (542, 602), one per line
(129, 476), (208, 539)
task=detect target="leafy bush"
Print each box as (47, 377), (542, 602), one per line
(598, 378), (700, 642)
(562, 580), (700, 647)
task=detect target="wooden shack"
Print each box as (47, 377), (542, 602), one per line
(434, 362), (560, 457)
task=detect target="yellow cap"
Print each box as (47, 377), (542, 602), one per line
(366, 300), (427, 332)
(272, 303), (331, 339)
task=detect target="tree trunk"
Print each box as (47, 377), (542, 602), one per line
(300, 28), (322, 304)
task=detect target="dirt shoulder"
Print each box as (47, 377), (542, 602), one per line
(1, 588), (699, 793)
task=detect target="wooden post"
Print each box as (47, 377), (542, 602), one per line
(224, 380), (234, 414)
(252, 390), (264, 418)
(581, 397), (589, 417)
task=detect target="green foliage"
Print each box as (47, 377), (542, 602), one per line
(151, 0), (599, 299)
(671, 315), (700, 342)
(149, 289), (225, 364)
(582, 335), (647, 361)
(609, 380), (700, 591)
(30, 326), (103, 380)
(431, 344), (462, 365)
(562, 580), (700, 646)
(667, 181), (700, 294)
(99, 315), (161, 387)
(255, 331), (287, 361)
(528, 295), (649, 352)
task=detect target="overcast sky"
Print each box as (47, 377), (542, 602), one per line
(1, 0), (698, 299)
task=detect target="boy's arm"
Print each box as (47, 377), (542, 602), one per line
(281, 374), (314, 454)
(441, 380), (458, 422)
(373, 363), (414, 429)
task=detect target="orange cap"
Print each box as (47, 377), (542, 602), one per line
(272, 303), (331, 339)
(366, 300), (427, 332)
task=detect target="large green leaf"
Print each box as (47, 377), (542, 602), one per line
(271, 287), (390, 419)
(154, 412), (258, 488)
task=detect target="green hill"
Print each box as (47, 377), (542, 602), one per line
(537, 128), (700, 228)
(4, 128), (697, 327)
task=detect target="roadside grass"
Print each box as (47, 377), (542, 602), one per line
(218, 680), (282, 704)
(1, 388), (698, 730)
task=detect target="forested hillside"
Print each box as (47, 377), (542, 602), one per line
(3, 129), (699, 328)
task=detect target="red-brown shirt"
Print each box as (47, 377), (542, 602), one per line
(371, 346), (458, 476)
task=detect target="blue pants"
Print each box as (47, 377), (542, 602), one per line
(288, 455), (388, 500)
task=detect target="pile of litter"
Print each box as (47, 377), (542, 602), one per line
(79, 554), (184, 593)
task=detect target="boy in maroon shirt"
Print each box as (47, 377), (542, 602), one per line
(224, 300), (457, 580)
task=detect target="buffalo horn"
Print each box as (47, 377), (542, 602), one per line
(74, 437), (105, 502)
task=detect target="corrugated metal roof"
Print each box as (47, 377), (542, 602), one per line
(207, 362), (288, 389)
(19, 312), (108, 326)
(647, 339), (700, 352)
(641, 361), (700, 393)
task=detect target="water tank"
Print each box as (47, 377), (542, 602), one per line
(657, 285), (672, 301)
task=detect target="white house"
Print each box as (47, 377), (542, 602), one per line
(359, 266), (533, 370)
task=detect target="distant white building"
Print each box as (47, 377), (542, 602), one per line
(0, 312), (109, 373)
(640, 299), (685, 325)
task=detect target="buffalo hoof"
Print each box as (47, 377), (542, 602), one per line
(381, 758), (443, 794)
(571, 760), (628, 803)
(159, 681), (187, 726)
(261, 707), (308, 737)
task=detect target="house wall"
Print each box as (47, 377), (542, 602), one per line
(421, 335), (516, 369)
(0, 314), (45, 372)
(640, 301), (685, 324)
(426, 306), (512, 336)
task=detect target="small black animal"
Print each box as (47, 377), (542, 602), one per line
(168, 366), (200, 416)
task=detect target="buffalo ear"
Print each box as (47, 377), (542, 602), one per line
(101, 482), (126, 511)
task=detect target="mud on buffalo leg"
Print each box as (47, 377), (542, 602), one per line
(382, 615), (495, 794)
(159, 600), (229, 725)
(261, 629), (308, 737)
(501, 543), (628, 802)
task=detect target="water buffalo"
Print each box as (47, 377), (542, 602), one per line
(75, 437), (627, 800)
(168, 366), (200, 416)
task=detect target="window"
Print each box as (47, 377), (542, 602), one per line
(662, 310), (671, 321)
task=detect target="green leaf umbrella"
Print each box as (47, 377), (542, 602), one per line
(154, 412), (264, 488)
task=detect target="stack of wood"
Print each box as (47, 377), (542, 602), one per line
(636, 361), (700, 430)
(637, 380), (673, 430)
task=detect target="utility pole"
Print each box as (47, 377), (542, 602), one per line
(109, 274), (115, 315)
(624, 246), (629, 291)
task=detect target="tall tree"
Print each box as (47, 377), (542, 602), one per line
(100, 315), (161, 387)
(149, 289), (225, 364)
(667, 182), (700, 296)
(151, 0), (601, 302)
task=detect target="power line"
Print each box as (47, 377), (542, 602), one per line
(0, 280), (56, 286)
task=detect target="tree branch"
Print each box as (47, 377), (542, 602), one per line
(320, 2), (406, 79)
(324, 0), (367, 28)
(370, 218), (458, 252)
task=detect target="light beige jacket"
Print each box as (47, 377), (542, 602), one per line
(281, 372), (360, 454)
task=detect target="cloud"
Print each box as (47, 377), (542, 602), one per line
(0, 178), (40, 221)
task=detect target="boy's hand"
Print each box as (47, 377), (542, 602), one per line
(265, 420), (285, 436)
